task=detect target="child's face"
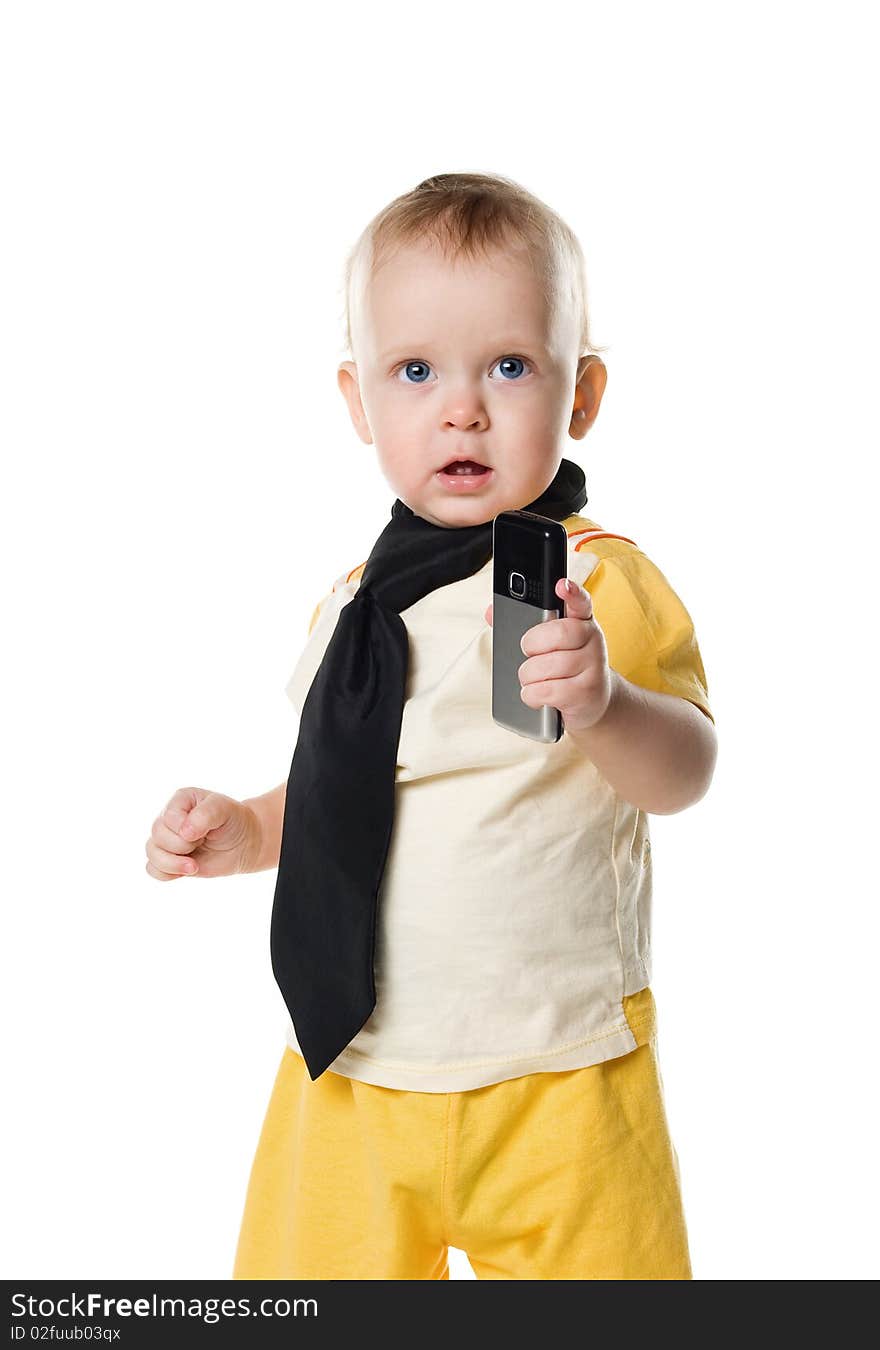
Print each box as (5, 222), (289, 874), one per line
(338, 239), (605, 528)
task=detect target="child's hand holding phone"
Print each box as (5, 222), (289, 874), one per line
(486, 574), (614, 735)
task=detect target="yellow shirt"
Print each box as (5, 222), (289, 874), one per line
(283, 513), (713, 1091)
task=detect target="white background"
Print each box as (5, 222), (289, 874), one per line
(2, 0), (877, 1282)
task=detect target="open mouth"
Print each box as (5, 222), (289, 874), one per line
(437, 459), (492, 477)
(436, 459), (494, 490)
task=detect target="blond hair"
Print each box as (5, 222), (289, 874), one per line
(339, 171), (606, 362)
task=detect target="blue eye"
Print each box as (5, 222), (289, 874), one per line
(492, 356), (528, 380)
(394, 355), (530, 383)
(397, 361), (433, 384)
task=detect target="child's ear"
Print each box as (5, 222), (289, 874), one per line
(569, 355), (607, 440)
(337, 361), (373, 445)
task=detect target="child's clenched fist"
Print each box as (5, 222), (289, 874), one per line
(484, 576), (613, 734)
(145, 786), (261, 880)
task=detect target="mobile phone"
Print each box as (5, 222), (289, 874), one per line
(491, 509), (568, 743)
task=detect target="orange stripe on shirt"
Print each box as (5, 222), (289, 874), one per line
(569, 530), (639, 549)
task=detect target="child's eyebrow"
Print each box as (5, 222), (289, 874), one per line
(379, 338), (549, 361)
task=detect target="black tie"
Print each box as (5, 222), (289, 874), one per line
(270, 458), (588, 1079)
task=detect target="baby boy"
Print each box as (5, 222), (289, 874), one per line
(146, 171), (717, 1280)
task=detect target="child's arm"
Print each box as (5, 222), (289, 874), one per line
(563, 670), (716, 814)
(493, 547), (717, 816)
(240, 782), (287, 872)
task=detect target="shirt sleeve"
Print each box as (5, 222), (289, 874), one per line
(307, 594), (331, 637)
(306, 559), (367, 637)
(286, 566), (366, 706)
(581, 546), (714, 724)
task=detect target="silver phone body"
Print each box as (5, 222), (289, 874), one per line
(492, 592), (562, 742)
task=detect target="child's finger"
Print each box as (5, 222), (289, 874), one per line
(151, 815), (198, 857)
(161, 787), (201, 835)
(556, 576), (593, 621)
(145, 841), (199, 879)
(176, 792), (227, 843)
(484, 601), (493, 627)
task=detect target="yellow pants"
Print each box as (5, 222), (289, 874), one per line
(232, 987), (691, 1280)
